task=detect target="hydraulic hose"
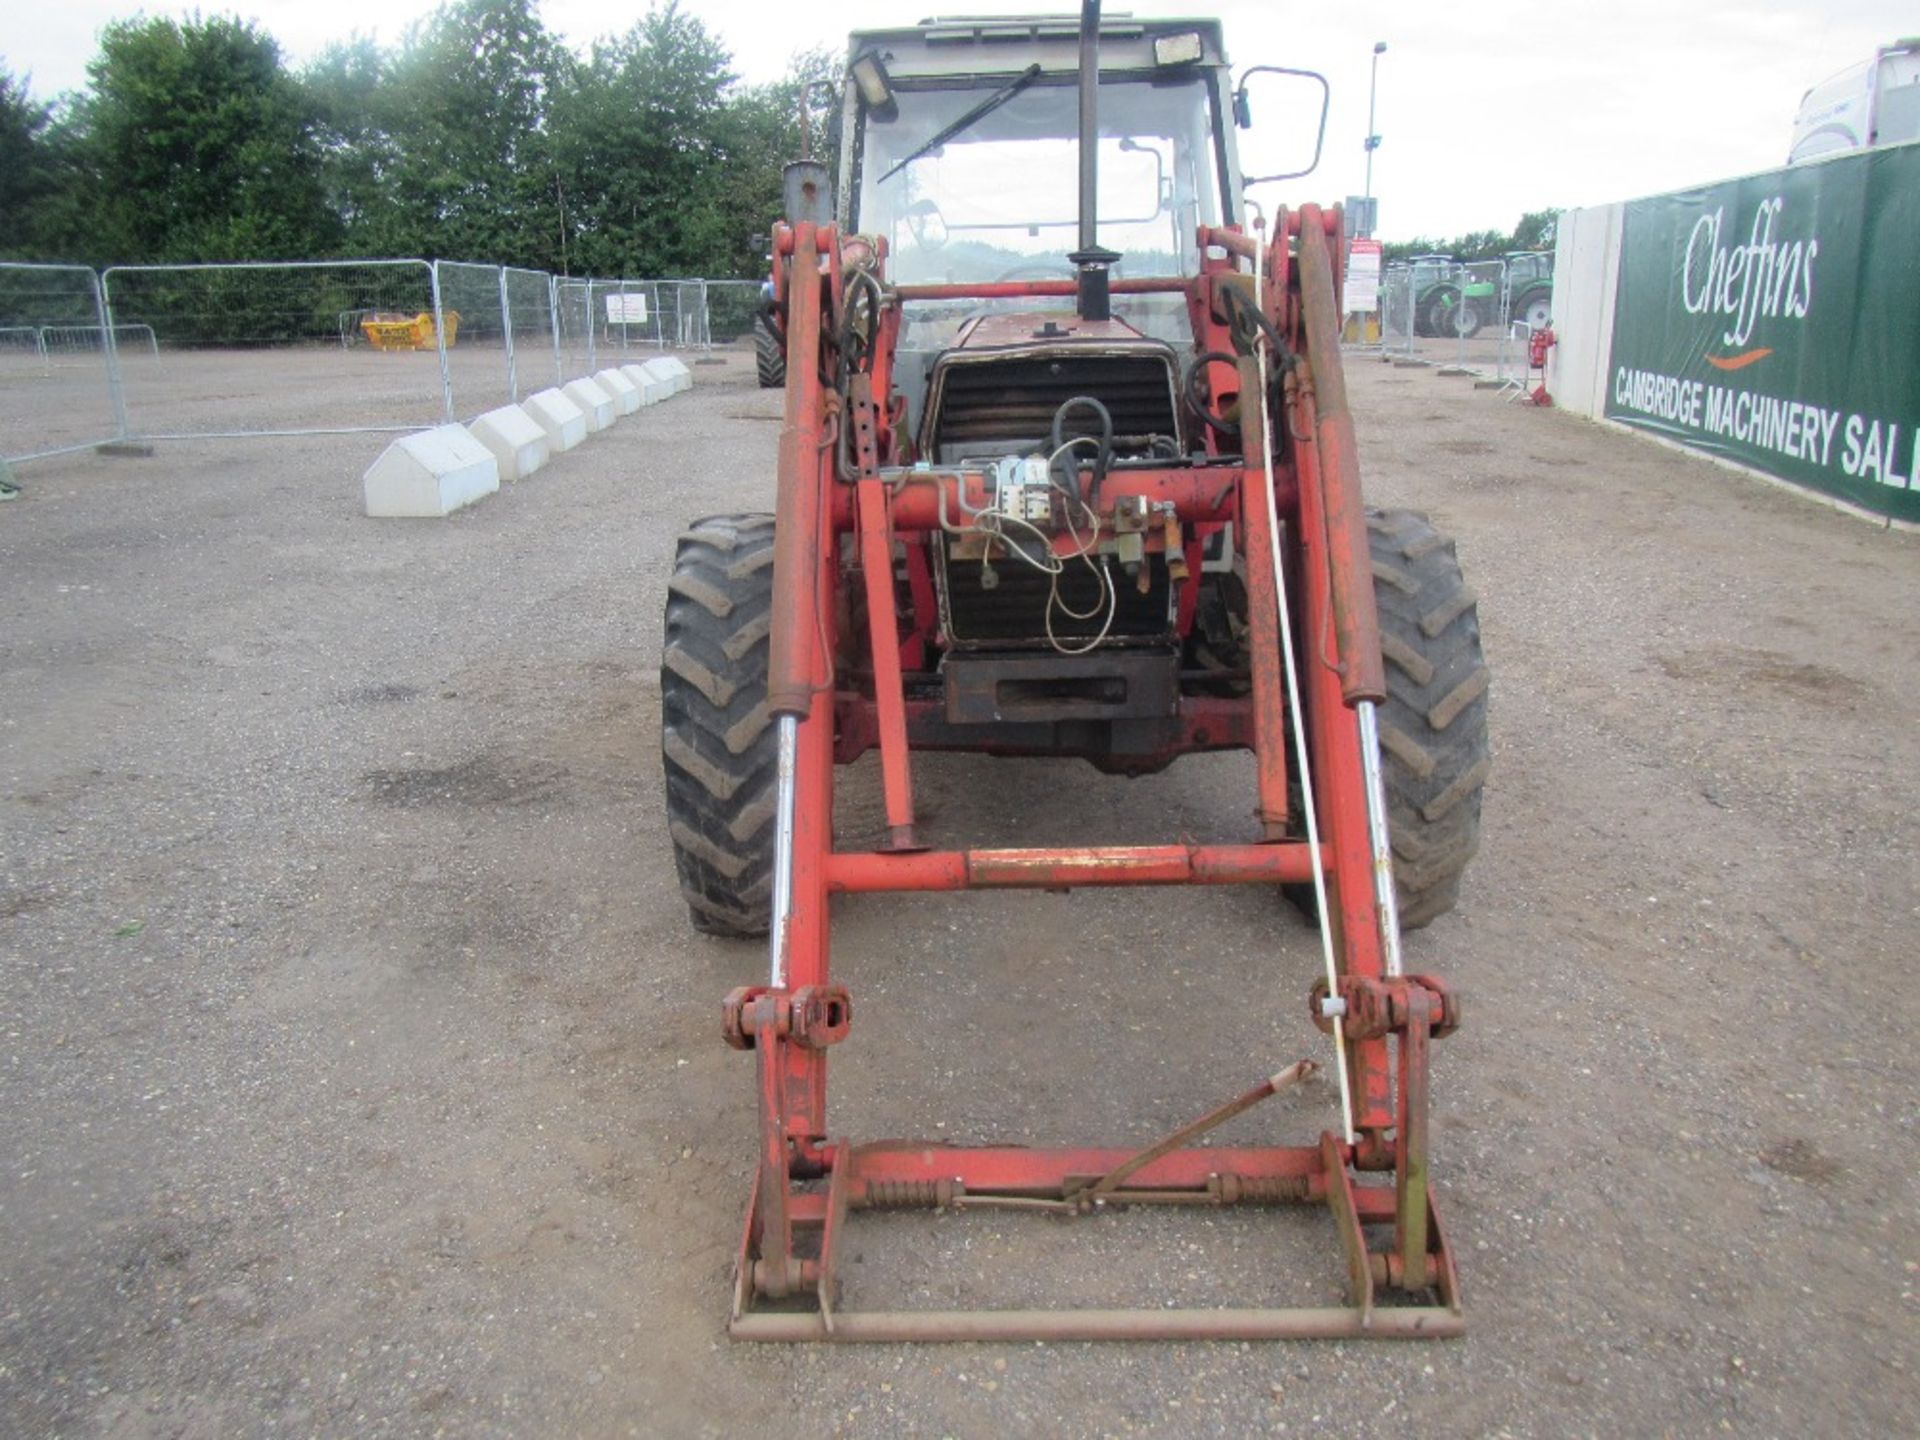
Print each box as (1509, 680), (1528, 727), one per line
(1049, 394), (1113, 505)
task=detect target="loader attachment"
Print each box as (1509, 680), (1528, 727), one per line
(659, 6), (1486, 1342)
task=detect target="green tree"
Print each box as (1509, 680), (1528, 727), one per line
(11, 4), (839, 277)
(716, 46), (841, 271)
(370, 0), (570, 267)
(0, 65), (59, 256)
(1510, 207), (1563, 253)
(1381, 209), (1563, 266)
(548, 2), (740, 277)
(307, 36), (407, 255)
(74, 16), (336, 261)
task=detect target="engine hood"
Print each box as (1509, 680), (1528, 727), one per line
(952, 311), (1152, 350)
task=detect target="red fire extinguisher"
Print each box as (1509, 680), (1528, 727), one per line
(1527, 322), (1556, 407)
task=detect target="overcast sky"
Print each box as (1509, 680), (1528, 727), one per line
(5, 1), (1908, 239)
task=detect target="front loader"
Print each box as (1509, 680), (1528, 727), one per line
(660, 5), (1490, 1341)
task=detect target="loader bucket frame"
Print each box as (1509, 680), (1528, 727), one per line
(720, 192), (1466, 1340)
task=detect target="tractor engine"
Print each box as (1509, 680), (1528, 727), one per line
(917, 315), (1196, 761)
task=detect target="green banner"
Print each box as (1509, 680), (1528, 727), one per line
(1604, 143), (1920, 523)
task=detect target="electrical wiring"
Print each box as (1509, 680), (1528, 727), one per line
(926, 434), (1121, 657)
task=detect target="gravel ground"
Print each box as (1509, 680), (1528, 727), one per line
(2, 344), (1916, 1438)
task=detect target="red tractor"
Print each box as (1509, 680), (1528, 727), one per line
(661, 5), (1489, 1341)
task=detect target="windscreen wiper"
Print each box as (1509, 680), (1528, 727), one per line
(876, 64), (1045, 185)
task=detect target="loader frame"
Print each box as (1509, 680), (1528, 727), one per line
(719, 192), (1464, 1340)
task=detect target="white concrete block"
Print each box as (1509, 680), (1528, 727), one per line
(562, 376), (616, 432)
(468, 404), (551, 481)
(524, 388), (589, 452)
(594, 367), (641, 416)
(640, 356), (693, 397)
(622, 362), (669, 406)
(363, 424), (499, 518)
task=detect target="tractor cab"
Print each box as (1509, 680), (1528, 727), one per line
(832, 16), (1307, 447)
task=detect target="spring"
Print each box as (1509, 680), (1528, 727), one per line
(1217, 1173), (1312, 1206)
(858, 1178), (955, 1209)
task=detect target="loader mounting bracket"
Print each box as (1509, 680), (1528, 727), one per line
(727, 977), (1461, 1341)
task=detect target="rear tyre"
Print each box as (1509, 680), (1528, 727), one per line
(1368, 509), (1490, 929)
(1417, 285), (1459, 339)
(753, 314), (785, 389)
(1516, 287), (1552, 333)
(661, 514), (778, 937)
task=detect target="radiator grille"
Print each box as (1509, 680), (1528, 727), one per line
(937, 541), (1175, 648)
(930, 354), (1179, 461)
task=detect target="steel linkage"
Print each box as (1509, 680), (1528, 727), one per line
(715, 199), (1465, 1342)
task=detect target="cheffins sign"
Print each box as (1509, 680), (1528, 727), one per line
(1603, 144), (1920, 523)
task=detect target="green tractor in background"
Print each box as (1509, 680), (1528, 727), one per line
(1410, 254), (1490, 338)
(1503, 250), (1554, 333)
(1411, 250), (1554, 340)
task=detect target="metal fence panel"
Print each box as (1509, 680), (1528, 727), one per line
(1449, 259), (1507, 373)
(502, 268), (561, 398)
(432, 261), (513, 418)
(585, 279), (663, 367)
(5, 260), (776, 459)
(554, 278), (594, 378)
(1380, 265), (1415, 358)
(704, 281), (762, 346)
(0, 263), (126, 463)
(102, 259), (449, 439)
(669, 281), (710, 350)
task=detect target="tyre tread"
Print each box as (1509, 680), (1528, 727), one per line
(661, 513), (780, 937)
(1366, 508), (1490, 929)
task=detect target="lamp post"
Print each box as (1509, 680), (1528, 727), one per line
(1364, 41), (1386, 203)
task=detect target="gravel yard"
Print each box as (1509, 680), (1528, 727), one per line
(2, 345), (1915, 1437)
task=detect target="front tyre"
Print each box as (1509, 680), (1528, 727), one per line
(660, 514), (778, 937)
(1368, 509), (1491, 928)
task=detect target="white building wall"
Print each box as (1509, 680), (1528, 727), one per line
(1548, 204), (1625, 419)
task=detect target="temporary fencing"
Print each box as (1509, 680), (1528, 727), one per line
(1, 258), (756, 464)
(1368, 255), (1556, 378)
(1379, 264), (1416, 360)
(667, 281), (711, 349)
(704, 281), (764, 345)
(102, 259), (450, 439)
(431, 260), (515, 416)
(0, 263), (129, 464)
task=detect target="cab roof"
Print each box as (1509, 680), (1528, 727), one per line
(846, 14), (1229, 79)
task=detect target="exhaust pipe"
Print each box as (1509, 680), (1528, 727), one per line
(1069, 0), (1120, 321)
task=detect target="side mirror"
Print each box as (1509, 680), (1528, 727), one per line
(1234, 65), (1330, 185)
(901, 198), (948, 250)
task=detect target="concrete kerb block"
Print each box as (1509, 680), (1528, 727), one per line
(622, 363), (669, 406)
(594, 367), (642, 416)
(468, 404), (551, 481)
(363, 424), (499, 518)
(639, 356), (692, 398)
(524, 388), (589, 452)
(562, 376), (616, 432)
